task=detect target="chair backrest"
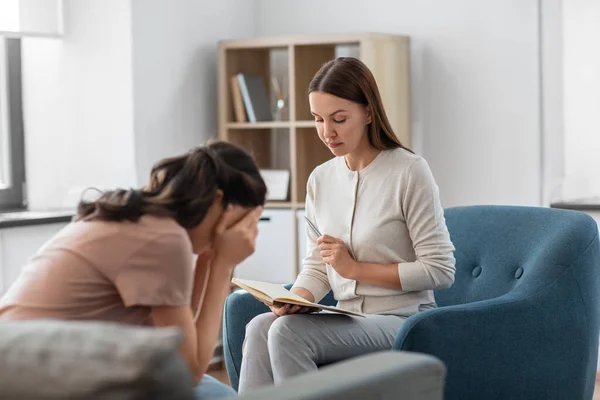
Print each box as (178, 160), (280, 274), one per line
(435, 205), (600, 308)
(401, 206), (600, 400)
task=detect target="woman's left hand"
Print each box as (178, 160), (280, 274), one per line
(317, 235), (357, 279)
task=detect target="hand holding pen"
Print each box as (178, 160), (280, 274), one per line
(305, 217), (358, 280)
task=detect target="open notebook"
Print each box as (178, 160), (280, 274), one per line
(231, 278), (365, 317)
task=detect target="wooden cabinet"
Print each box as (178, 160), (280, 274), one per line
(233, 209), (296, 284)
(296, 209), (307, 272)
(218, 33), (411, 278)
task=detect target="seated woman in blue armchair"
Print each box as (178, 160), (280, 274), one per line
(239, 57), (456, 393)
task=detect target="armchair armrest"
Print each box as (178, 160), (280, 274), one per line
(223, 285), (336, 390)
(394, 280), (595, 400)
(223, 288), (269, 390)
(234, 351), (446, 400)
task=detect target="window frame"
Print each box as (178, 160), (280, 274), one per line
(0, 37), (25, 211)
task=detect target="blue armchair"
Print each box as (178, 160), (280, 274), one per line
(223, 205), (600, 399)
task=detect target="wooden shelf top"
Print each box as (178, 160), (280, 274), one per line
(225, 121), (315, 130)
(226, 121), (291, 129)
(295, 120), (316, 128)
(264, 202), (305, 209)
(218, 32), (409, 49)
(265, 201), (293, 209)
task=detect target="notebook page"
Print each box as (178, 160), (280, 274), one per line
(232, 278), (314, 305)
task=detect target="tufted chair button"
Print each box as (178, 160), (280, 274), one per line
(472, 266), (482, 277)
(515, 267), (524, 279)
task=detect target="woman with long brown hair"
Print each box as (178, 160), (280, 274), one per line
(0, 141), (266, 398)
(239, 57), (456, 392)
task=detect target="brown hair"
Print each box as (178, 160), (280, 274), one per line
(76, 141), (267, 229)
(308, 57), (411, 152)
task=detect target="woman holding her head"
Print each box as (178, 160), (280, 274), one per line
(238, 57), (456, 392)
(0, 141), (266, 398)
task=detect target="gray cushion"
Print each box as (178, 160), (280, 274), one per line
(0, 320), (195, 400)
(236, 351), (446, 400)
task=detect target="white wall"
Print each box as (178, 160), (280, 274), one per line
(0, 0), (62, 36)
(540, 0), (565, 205)
(130, 0), (256, 184)
(19, 1), (559, 209)
(21, 0), (137, 210)
(0, 0), (20, 32)
(21, 0), (258, 209)
(256, 0), (542, 207)
(560, 0), (600, 202)
(18, 0), (63, 36)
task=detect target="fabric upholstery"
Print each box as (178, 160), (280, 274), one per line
(0, 320), (195, 400)
(396, 205), (600, 399)
(223, 205), (600, 400)
(235, 351), (446, 400)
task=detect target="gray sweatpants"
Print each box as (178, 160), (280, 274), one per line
(238, 312), (406, 393)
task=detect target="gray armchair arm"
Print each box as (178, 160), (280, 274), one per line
(234, 351), (446, 400)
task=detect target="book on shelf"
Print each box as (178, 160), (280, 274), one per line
(231, 278), (366, 317)
(230, 75), (247, 122)
(235, 73), (272, 123)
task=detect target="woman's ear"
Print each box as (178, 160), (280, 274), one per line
(213, 189), (224, 205)
(206, 189), (225, 223)
(365, 105), (372, 125)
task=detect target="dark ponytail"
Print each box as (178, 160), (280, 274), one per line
(76, 188), (148, 223)
(76, 141), (267, 229)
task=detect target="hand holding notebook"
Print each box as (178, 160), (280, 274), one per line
(231, 278), (365, 317)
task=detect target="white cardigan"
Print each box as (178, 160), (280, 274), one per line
(292, 148), (456, 316)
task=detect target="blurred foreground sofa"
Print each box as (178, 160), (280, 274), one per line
(0, 319), (445, 400)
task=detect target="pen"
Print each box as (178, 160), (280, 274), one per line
(305, 216), (357, 260)
(304, 216), (322, 238)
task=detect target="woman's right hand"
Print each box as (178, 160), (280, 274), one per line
(212, 206), (262, 270)
(265, 287), (318, 316)
(268, 303), (317, 316)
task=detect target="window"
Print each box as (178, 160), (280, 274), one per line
(0, 38), (25, 210)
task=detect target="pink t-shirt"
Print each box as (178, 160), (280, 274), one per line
(0, 215), (193, 325)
